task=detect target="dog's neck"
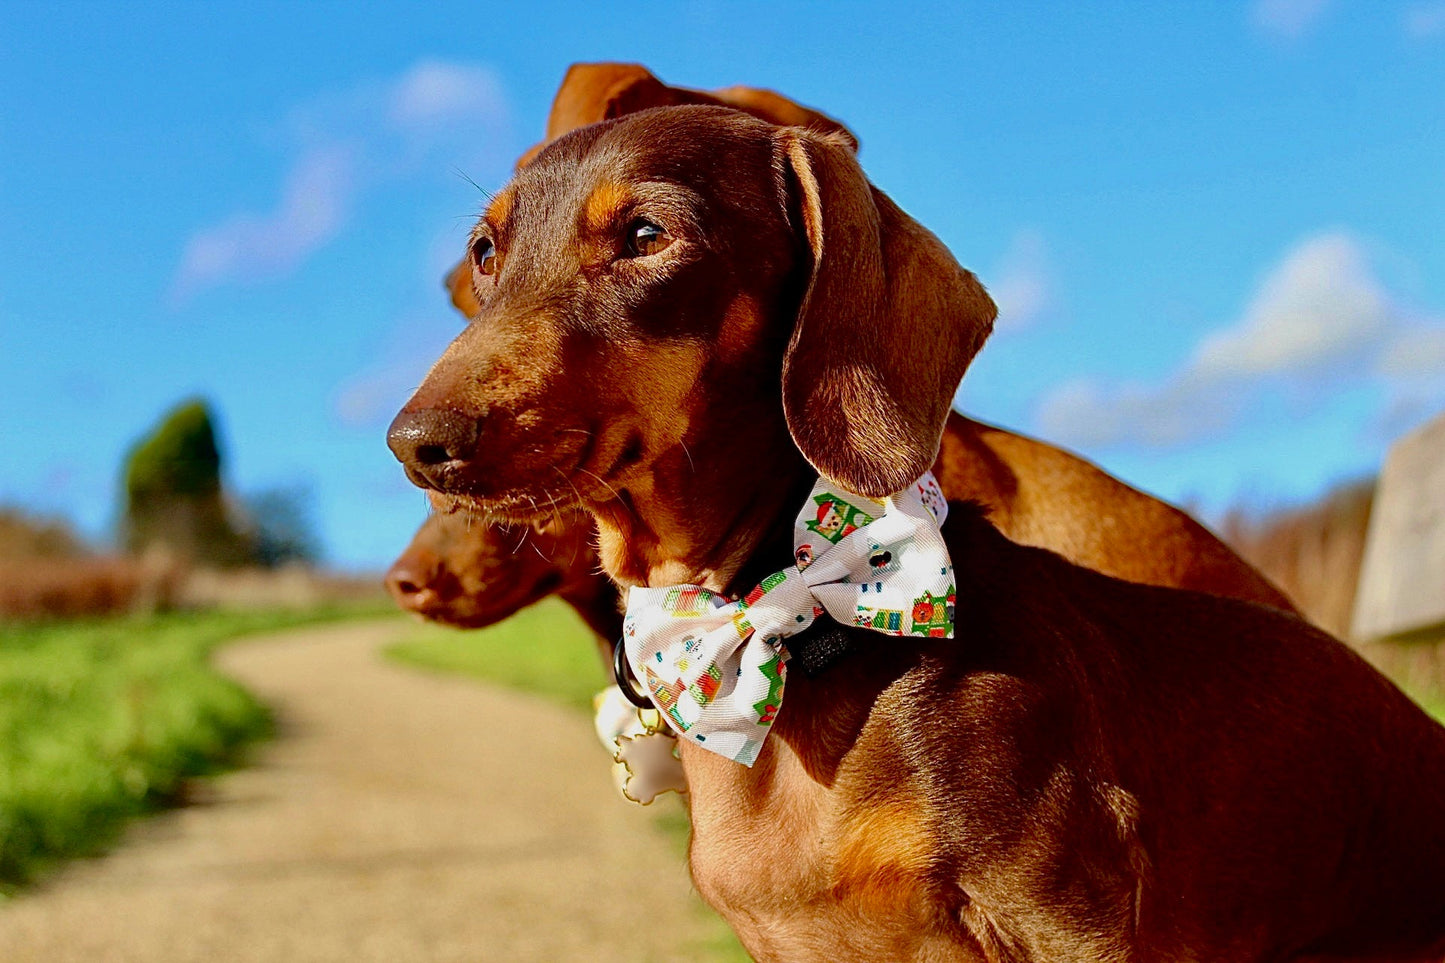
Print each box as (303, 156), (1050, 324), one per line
(590, 426), (814, 594)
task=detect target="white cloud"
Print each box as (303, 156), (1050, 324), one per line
(1034, 231), (1445, 450)
(1251, 0), (1333, 39)
(986, 229), (1053, 331)
(388, 61), (507, 131)
(1192, 233), (1391, 379)
(1036, 374), (1245, 451)
(1375, 324), (1445, 376)
(1405, 2), (1445, 39)
(173, 148), (354, 298)
(172, 60), (508, 301)
(333, 361), (428, 429)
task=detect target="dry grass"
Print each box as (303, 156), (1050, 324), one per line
(1216, 479), (1445, 705)
(1219, 478), (1375, 639)
(0, 508), (175, 620)
(0, 508), (87, 560)
(0, 505), (384, 622)
(0, 557), (178, 621)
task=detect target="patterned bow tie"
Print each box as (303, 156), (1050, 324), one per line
(621, 472), (955, 766)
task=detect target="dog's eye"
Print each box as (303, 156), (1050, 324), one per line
(626, 220), (673, 258)
(472, 237), (498, 276)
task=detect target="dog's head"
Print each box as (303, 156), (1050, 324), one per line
(444, 63), (858, 321)
(384, 509), (597, 629)
(389, 105), (994, 540)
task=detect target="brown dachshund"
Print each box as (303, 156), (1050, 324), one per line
(385, 510), (620, 661)
(436, 62), (1292, 615)
(389, 102), (1445, 961)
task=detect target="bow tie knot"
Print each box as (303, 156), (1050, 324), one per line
(623, 472), (955, 766)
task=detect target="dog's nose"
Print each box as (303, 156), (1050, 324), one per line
(385, 550), (441, 615)
(387, 408), (480, 491)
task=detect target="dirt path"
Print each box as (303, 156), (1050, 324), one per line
(0, 619), (717, 962)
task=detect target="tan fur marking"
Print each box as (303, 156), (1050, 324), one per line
(833, 801), (935, 905)
(583, 181), (632, 233)
(716, 294), (767, 364)
(483, 187), (515, 229)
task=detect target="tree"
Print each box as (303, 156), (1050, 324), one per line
(239, 485), (321, 568)
(121, 398), (250, 567)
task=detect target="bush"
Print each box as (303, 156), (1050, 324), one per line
(0, 558), (164, 621)
(0, 508), (87, 561)
(0, 508), (174, 620)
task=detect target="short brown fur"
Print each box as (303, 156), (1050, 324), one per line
(391, 87), (1445, 962)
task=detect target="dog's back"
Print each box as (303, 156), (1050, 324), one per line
(939, 413), (1295, 612)
(931, 504), (1445, 961)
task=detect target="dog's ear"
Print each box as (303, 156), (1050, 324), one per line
(545, 63), (680, 141)
(710, 85), (858, 153)
(508, 64), (681, 172)
(528, 63), (860, 168)
(444, 259), (482, 319)
(778, 129), (996, 498)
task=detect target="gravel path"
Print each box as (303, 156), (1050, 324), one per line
(0, 619), (715, 962)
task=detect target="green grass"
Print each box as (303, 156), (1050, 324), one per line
(1408, 681), (1445, 724)
(0, 603), (386, 891)
(386, 599), (755, 963)
(385, 597), (606, 712)
(1376, 624), (1445, 725)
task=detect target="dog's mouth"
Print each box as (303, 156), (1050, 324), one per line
(428, 423), (650, 524)
(427, 568), (566, 630)
(430, 489), (584, 525)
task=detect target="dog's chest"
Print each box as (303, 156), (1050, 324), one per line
(680, 744), (978, 962)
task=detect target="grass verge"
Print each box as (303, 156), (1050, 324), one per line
(386, 599), (754, 963)
(385, 597), (603, 712)
(0, 603), (388, 892)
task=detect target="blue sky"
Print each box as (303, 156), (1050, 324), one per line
(2, 0), (1442, 570)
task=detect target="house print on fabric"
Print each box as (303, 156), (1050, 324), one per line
(664, 585), (711, 618)
(743, 571), (790, 606)
(644, 666), (692, 731)
(688, 662), (725, 705)
(855, 605), (907, 634)
(911, 586), (957, 637)
(805, 492), (878, 544)
(753, 653), (785, 726)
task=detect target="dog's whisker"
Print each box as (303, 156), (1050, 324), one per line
(574, 466), (623, 505)
(452, 167), (494, 200)
(550, 465), (587, 507)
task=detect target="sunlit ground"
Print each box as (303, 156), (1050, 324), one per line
(387, 598), (754, 963)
